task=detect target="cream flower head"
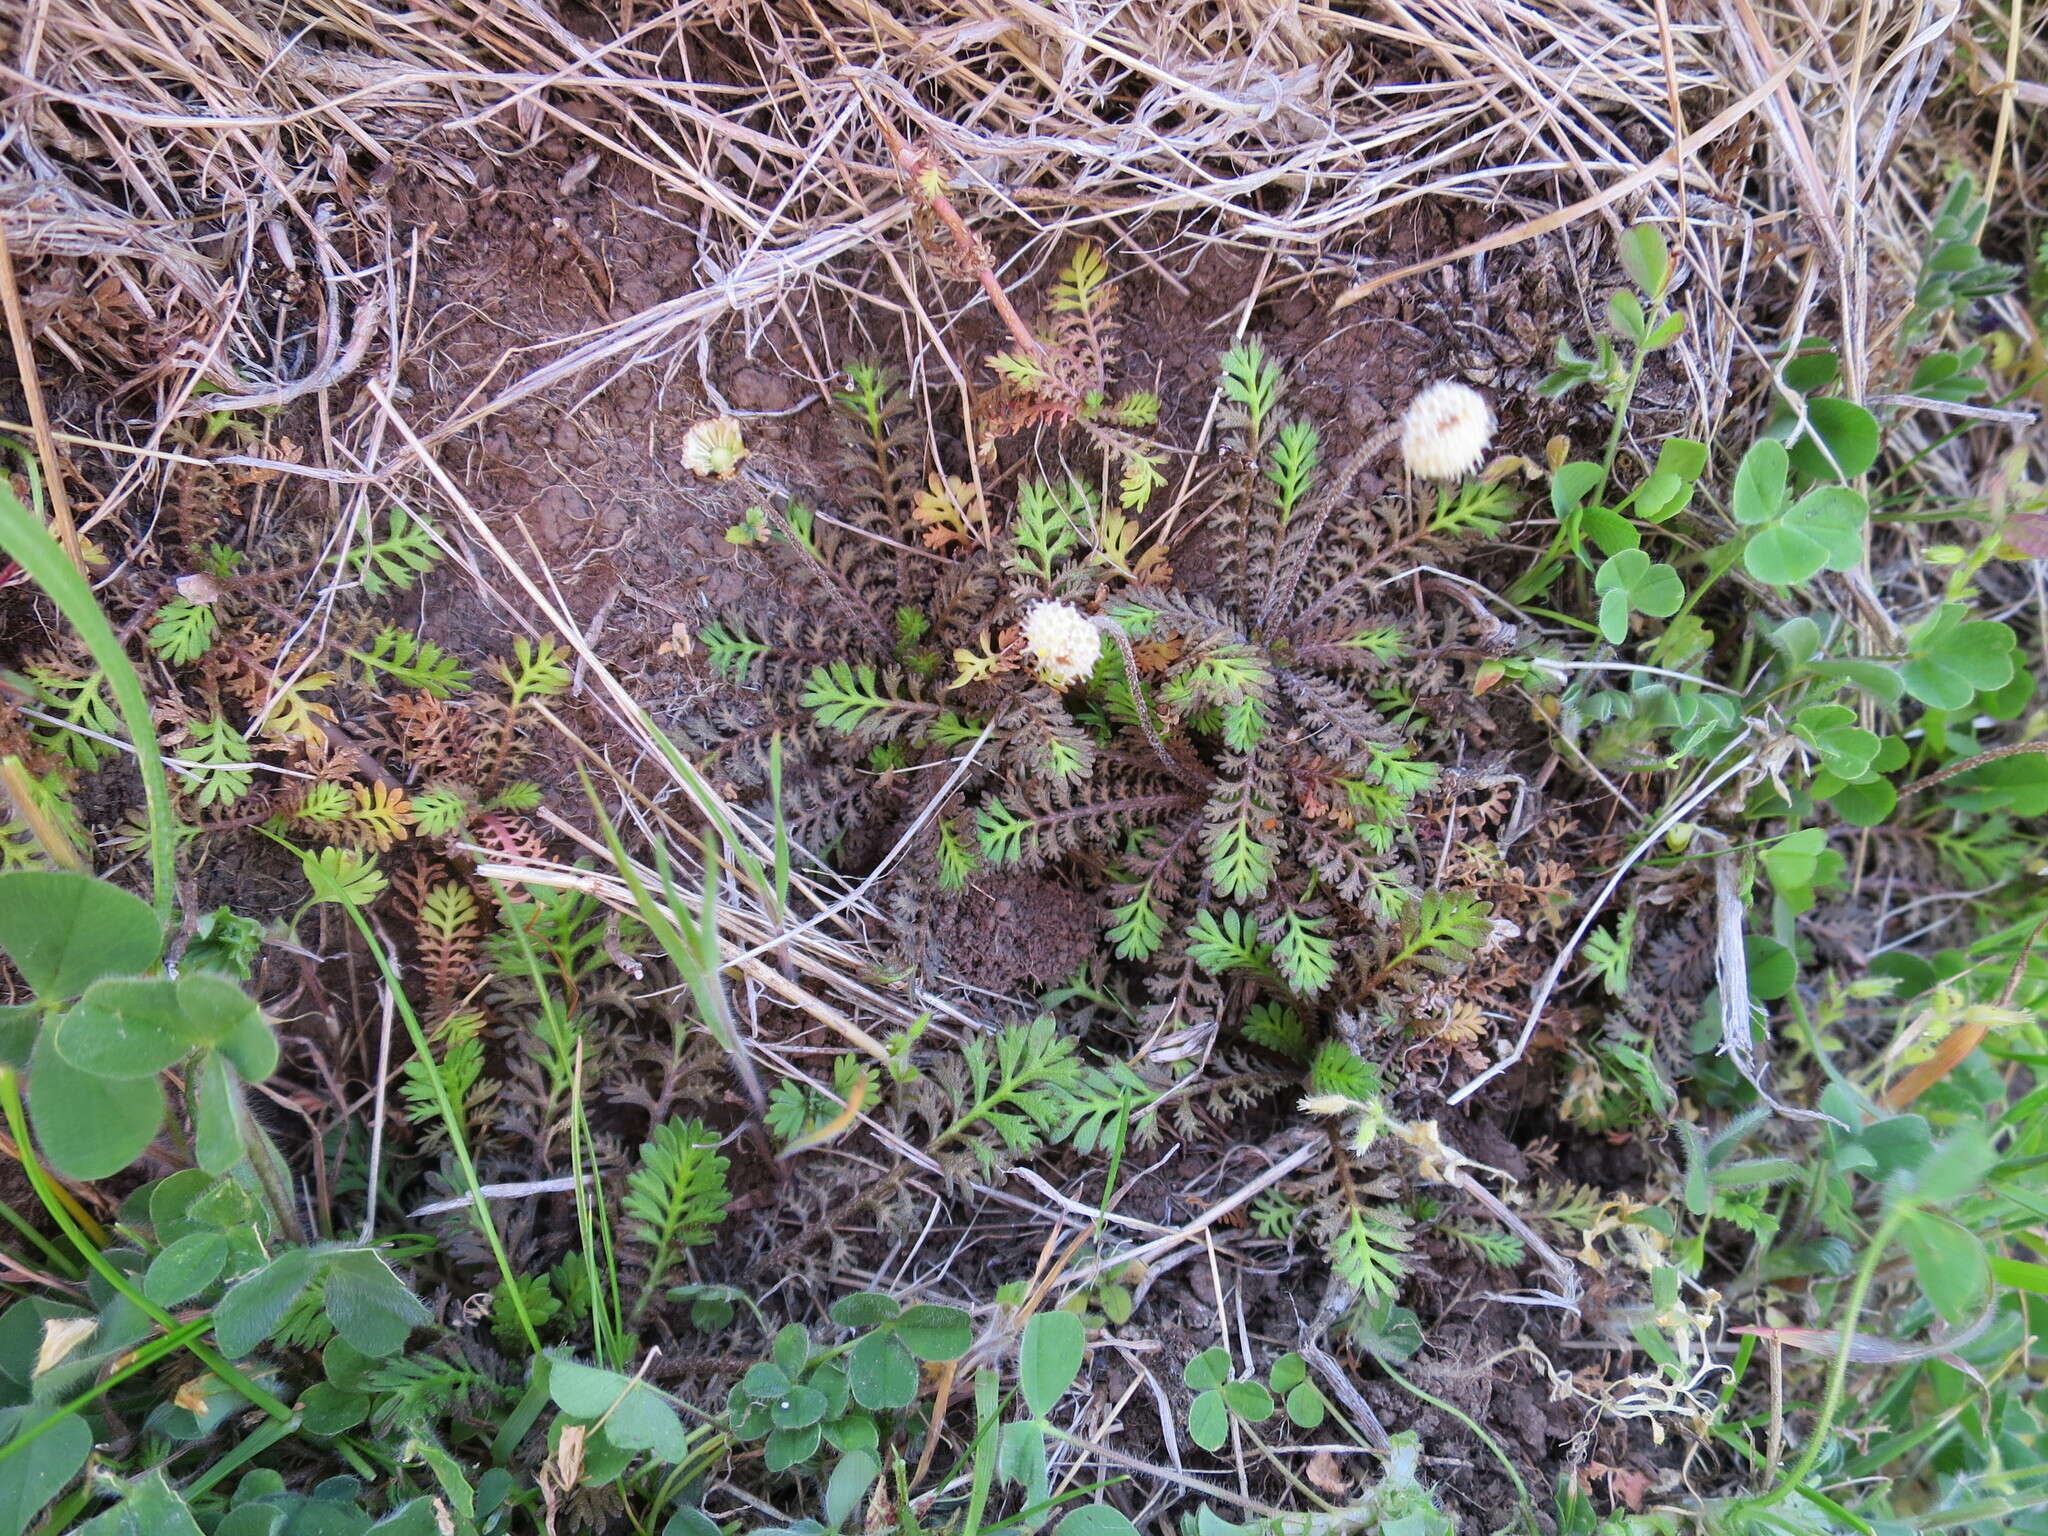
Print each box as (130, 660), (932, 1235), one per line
(1023, 600), (1102, 689)
(1399, 381), (1494, 480)
(681, 416), (748, 479)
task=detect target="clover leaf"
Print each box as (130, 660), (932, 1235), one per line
(1593, 549), (1683, 643)
(1743, 486), (1867, 585)
(1901, 605), (2016, 709)
(1791, 703), (1881, 782)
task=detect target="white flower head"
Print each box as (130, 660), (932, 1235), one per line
(1399, 381), (1494, 481)
(681, 416), (749, 479)
(1023, 600), (1102, 689)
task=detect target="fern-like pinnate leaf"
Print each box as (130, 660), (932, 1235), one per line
(800, 662), (937, 738)
(301, 846), (387, 908)
(1186, 908), (1273, 979)
(178, 716), (255, 807)
(495, 637), (571, 707)
(1581, 909), (1636, 997)
(25, 665), (119, 770)
(1265, 420), (1320, 515)
(1011, 478), (1087, 582)
(1308, 1042), (1383, 1104)
(352, 626), (473, 697)
(411, 784), (473, 837)
(1051, 242), (1112, 316)
(1202, 774), (1277, 901)
(1328, 1208), (1411, 1306)
(1243, 1002), (1309, 1061)
(624, 1117), (731, 1307)
(1268, 909), (1338, 996)
(1107, 878), (1168, 961)
(348, 504), (442, 597)
(934, 1016), (1085, 1174)
(148, 598), (219, 665)
(1446, 1226), (1526, 1268)
(1219, 338), (1283, 446)
(1382, 891), (1494, 979)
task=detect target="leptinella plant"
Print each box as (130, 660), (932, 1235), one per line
(691, 246), (1512, 1031)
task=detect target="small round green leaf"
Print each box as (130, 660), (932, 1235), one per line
(0, 870), (159, 1001)
(214, 1246), (322, 1357)
(0, 1407), (91, 1536)
(847, 1331), (917, 1410)
(549, 1355), (688, 1462)
(773, 1385), (828, 1429)
(830, 1291), (900, 1329)
(299, 1383), (371, 1437)
(823, 1411), (879, 1456)
(1284, 1381), (1326, 1429)
(1789, 397), (1880, 480)
(51, 980), (189, 1078)
(144, 1231), (229, 1306)
(740, 1361), (791, 1401)
(894, 1303), (972, 1363)
(1731, 438), (1788, 526)
(1219, 1379), (1275, 1422)
(179, 972), (277, 1081)
(324, 1249), (431, 1357)
(192, 1051), (243, 1176)
(1182, 1346), (1231, 1392)
(1268, 1352), (1307, 1394)
(764, 1422), (821, 1474)
(28, 1029), (164, 1180)
(1896, 1208), (1989, 1326)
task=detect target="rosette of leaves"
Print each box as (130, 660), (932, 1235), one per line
(693, 275), (1491, 1027)
(973, 340), (1492, 1013)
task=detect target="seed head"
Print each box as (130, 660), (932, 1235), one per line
(1023, 600), (1102, 689)
(681, 416), (749, 479)
(1399, 381), (1494, 481)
